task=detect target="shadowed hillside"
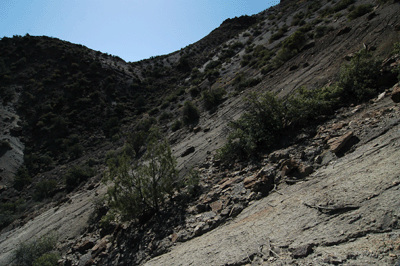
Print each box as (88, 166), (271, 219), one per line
(1, 0), (400, 265)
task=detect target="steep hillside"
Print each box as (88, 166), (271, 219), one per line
(1, 0), (400, 265)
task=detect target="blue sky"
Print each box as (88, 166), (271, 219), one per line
(1, 1), (279, 62)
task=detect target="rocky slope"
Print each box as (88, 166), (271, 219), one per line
(1, 0), (400, 265)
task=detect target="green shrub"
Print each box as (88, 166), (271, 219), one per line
(282, 31), (306, 52)
(159, 111), (171, 122)
(393, 42), (400, 80)
(13, 167), (32, 191)
(103, 117), (119, 137)
(103, 138), (179, 219)
(314, 25), (335, 39)
(307, 0), (322, 12)
(269, 24), (288, 43)
(272, 47), (298, 68)
(12, 233), (58, 266)
(171, 120), (182, 132)
(68, 143), (84, 159)
(233, 74), (261, 92)
(0, 199), (25, 229)
(205, 60), (221, 71)
(338, 49), (381, 101)
(216, 92), (285, 161)
(285, 85), (343, 127)
(334, 0), (356, 12)
(0, 86), (15, 104)
(65, 165), (96, 191)
(135, 117), (157, 132)
(182, 101), (200, 125)
(34, 180), (58, 201)
(148, 107), (159, 115)
(347, 4), (374, 20)
(202, 87), (227, 110)
(0, 139), (11, 150)
(291, 12), (305, 26)
(32, 253), (60, 266)
(189, 86), (200, 97)
(127, 131), (146, 155)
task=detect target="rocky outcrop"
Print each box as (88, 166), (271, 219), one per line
(144, 98), (400, 266)
(392, 83), (400, 103)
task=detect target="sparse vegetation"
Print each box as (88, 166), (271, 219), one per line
(104, 138), (179, 220)
(216, 92), (285, 161)
(12, 233), (59, 266)
(338, 49), (382, 101)
(182, 101), (200, 125)
(0, 139), (12, 150)
(34, 180), (58, 201)
(269, 24), (288, 43)
(217, 48), (383, 162)
(347, 4), (374, 20)
(202, 87), (227, 110)
(65, 164), (96, 191)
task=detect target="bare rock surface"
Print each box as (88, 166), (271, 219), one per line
(145, 105), (400, 265)
(0, 185), (105, 264)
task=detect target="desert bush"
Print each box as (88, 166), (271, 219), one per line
(307, 0), (322, 12)
(12, 233), (58, 266)
(334, 0), (356, 12)
(103, 138), (179, 220)
(0, 139), (11, 150)
(216, 92), (284, 160)
(393, 42), (400, 80)
(0, 199), (25, 229)
(338, 49), (381, 101)
(233, 73), (261, 92)
(347, 4), (373, 20)
(13, 167), (32, 191)
(182, 101), (200, 125)
(32, 253), (60, 266)
(0, 86), (15, 104)
(202, 87), (227, 110)
(159, 111), (171, 121)
(189, 86), (200, 97)
(135, 117), (157, 132)
(291, 12), (305, 26)
(68, 143), (84, 160)
(185, 167), (201, 197)
(314, 25), (335, 39)
(127, 131), (146, 155)
(205, 60), (221, 71)
(103, 117), (119, 137)
(171, 119), (182, 132)
(34, 180), (57, 201)
(65, 165), (96, 191)
(285, 85), (343, 127)
(148, 107), (159, 115)
(282, 31), (306, 52)
(269, 24), (288, 43)
(272, 47), (298, 68)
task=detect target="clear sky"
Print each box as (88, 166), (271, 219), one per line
(0, 1), (279, 62)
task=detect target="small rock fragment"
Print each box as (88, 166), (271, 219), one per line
(328, 131), (353, 153)
(291, 244), (313, 258)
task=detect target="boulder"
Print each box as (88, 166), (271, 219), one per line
(391, 83), (400, 103)
(181, 146), (195, 157)
(76, 239), (95, 253)
(328, 131), (353, 153)
(209, 201), (224, 213)
(291, 244), (313, 258)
